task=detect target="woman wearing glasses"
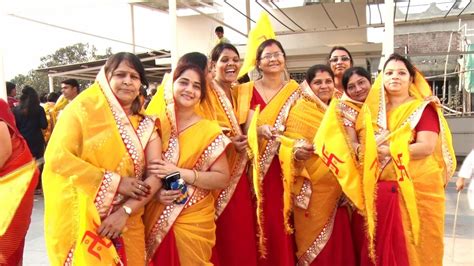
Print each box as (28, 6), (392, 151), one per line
(327, 46), (354, 98)
(244, 39), (300, 265)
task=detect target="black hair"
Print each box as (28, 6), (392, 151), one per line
(104, 52), (149, 115)
(210, 43), (240, 63)
(177, 52), (208, 73)
(327, 46), (354, 66)
(173, 63), (207, 101)
(382, 53), (416, 79)
(342, 67), (371, 93)
(215, 26), (224, 33)
(305, 64), (335, 84)
(18, 86), (41, 116)
(47, 92), (60, 102)
(6, 82), (16, 96)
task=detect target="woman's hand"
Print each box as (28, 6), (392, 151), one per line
(257, 125), (274, 140)
(148, 159), (180, 179)
(294, 143), (314, 161)
(97, 208), (129, 239)
(118, 178), (150, 200)
(425, 95), (441, 107)
(377, 144), (390, 162)
(231, 135), (248, 153)
(155, 188), (181, 205)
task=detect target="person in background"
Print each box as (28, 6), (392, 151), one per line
(54, 79), (80, 119)
(327, 46), (354, 99)
(0, 99), (39, 265)
(42, 92), (60, 144)
(456, 149), (474, 209)
(12, 86), (48, 161)
(6, 82), (18, 109)
(215, 26), (230, 44)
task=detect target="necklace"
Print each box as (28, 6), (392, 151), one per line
(258, 80), (286, 103)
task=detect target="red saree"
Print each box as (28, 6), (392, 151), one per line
(0, 99), (38, 265)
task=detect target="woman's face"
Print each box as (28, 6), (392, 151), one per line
(309, 71), (335, 104)
(346, 74), (371, 102)
(383, 60), (412, 97)
(214, 49), (241, 84)
(173, 69), (202, 109)
(257, 44), (285, 75)
(108, 61), (141, 107)
(329, 49), (352, 78)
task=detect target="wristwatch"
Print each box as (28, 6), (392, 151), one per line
(122, 205), (132, 216)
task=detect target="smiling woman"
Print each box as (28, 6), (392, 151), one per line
(42, 52), (163, 265)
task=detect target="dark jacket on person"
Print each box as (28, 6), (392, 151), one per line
(12, 106), (47, 159)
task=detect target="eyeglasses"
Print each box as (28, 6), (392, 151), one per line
(329, 56), (351, 63)
(260, 52), (284, 60)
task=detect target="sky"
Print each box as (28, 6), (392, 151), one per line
(0, 0), (469, 81)
(1, 0), (171, 80)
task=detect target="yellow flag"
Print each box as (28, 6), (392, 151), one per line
(247, 105), (267, 257)
(238, 12), (276, 78)
(389, 122), (420, 245)
(313, 99), (364, 211)
(0, 160), (36, 236)
(73, 193), (121, 265)
(145, 73), (171, 116)
(278, 135), (296, 233)
(361, 105), (378, 262)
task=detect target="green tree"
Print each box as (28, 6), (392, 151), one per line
(10, 43), (112, 96)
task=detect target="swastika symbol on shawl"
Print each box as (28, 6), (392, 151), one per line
(80, 221), (113, 261)
(321, 144), (345, 175)
(392, 153), (409, 181)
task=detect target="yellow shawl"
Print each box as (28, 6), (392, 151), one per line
(246, 79), (300, 256)
(280, 84), (343, 264)
(197, 80), (253, 218)
(43, 68), (155, 265)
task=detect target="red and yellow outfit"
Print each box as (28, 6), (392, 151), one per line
(144, 77), (230, 265)
(42, 68), (156, 265)
(280, 84), (357, 265)
(359, 72), (456, 265)
(0, 99), (38, 265)
(197, 80), (258, 265)
(247, 80), (300, 265)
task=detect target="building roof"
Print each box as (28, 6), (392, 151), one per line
(35, 50), (171, 83)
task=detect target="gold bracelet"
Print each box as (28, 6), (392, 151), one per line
(293, 147), (303, 162)
(192, 169), (199, 185)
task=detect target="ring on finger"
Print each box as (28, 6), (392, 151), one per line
(138, 184), (142, 190)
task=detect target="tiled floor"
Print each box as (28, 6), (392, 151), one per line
(23, 180), (474, 265)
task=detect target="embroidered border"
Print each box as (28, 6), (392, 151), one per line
(295, 178), (312, 210)
(297, 205), (337, 266)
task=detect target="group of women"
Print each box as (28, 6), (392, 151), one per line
(32, 37), (455, 266)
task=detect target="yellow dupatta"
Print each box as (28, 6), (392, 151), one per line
(144, 75), (230, 264)
(43, 68), (155, 265)
(363, 70), (456, 265)
(197, 80), (253, 218)
(280, 83), (343, 264)
(246, 79), (300, 257)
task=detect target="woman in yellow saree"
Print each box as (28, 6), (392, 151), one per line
(360, 53), (456, 265)
(200, 43), (258, 265)
(43, 52), (163, 265)
(281, 64), (356, 265)
(245, 39), (300, 265)
(327, 46), (354, 99)
(144, 62), (231, 265)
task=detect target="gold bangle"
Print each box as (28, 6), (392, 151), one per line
(293, 147), (303, 162)
(192, 169), (199, 185)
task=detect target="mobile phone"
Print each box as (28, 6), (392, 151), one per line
(163, 171), (180, 190)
